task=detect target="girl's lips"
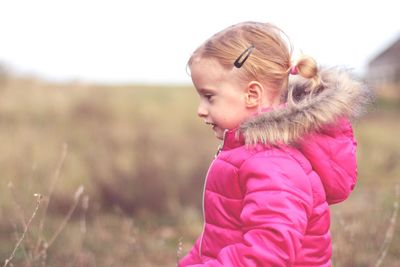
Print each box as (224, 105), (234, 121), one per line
(205, 122), (216, 129)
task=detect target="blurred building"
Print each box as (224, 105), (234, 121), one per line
(367, 36), (400, 95)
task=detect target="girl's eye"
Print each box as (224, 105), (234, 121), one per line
(204, 94), (213, 100)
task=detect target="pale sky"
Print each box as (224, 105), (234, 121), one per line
(0, 0), (399, 84)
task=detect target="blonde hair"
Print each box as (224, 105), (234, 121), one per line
(188, 21), (321, 99)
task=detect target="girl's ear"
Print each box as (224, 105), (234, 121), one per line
(245, 81), (264, 108)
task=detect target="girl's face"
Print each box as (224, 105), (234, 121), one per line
(190, 57), (255, 140)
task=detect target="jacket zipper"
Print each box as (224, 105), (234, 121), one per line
(198, 130), (228, 257)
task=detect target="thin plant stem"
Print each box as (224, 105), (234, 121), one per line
(374, 184), (399, 267)
(34, 143), (68, 255)
(7, 182), (34, 264)
(32, 186), (84, 263)
(72, 195), (89, 266)
(3, 194), (42, 267)
(12, 226), (32, 267)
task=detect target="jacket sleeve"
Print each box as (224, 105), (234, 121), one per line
(183, 154), (313, 267)
(179, 237), (202, 266)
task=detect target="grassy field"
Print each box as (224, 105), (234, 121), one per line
(0, 75), (399, 267)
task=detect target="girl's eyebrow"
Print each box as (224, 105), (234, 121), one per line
(197, 88), (215, 94)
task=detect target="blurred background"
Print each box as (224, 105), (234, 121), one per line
(0, 0), (399, 266)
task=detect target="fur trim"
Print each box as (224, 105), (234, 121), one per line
(239, 67), (374, 145)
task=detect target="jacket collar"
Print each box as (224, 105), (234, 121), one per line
(220, 106), (278, 151)
(220, 128), (245, 151)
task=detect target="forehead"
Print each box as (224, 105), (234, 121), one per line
(189, 57), (228, 86)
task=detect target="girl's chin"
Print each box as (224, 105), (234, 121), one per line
(215, 133), (224, 140)
(213, 127), (225, 140)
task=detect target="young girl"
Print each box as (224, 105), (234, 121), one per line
(179, 22), (371, 267)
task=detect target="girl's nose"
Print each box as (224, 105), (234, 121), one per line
(197, 104), (208, 118)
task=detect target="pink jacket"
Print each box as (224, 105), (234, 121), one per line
(179, 68), (371, 267)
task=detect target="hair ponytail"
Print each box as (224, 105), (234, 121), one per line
(296, 56), (317, 78)
(295, 56), (322, 89)
(287, 55), (325, 105)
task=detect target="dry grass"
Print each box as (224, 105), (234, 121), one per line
(0, 75), (399, 266)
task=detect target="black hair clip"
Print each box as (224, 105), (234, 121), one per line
(234, 45), (255, 68)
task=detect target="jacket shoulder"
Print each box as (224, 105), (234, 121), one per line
(238, 146), (312, 192)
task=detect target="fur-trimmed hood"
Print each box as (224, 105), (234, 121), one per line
(235, 67), (372, 205)
(239, 67), (373, 145)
